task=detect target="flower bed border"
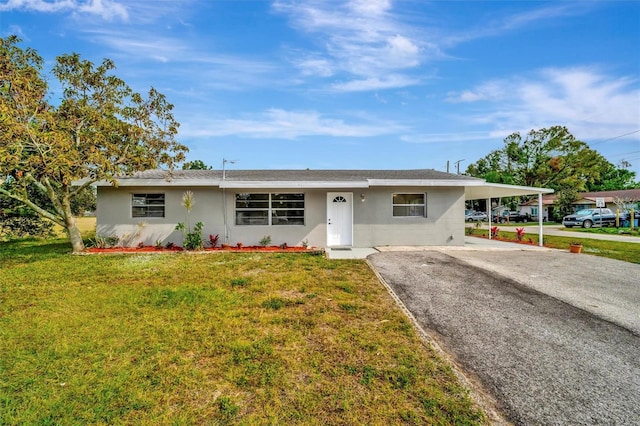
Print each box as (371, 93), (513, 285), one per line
(85, 245), (324, 255)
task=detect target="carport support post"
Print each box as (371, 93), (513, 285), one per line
(487, 198), (492, 240)
(538, 193), (543, 247)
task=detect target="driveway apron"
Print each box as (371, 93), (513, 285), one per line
(368, 251), (640, 425)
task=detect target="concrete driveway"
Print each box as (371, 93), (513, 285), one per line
(368, 249), (640, 425)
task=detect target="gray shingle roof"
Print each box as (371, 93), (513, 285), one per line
(120, 168), (481, 182)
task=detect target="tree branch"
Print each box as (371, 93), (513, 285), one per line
(0, 186), (64, 227)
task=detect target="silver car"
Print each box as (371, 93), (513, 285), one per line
(465, 210), (488, 222)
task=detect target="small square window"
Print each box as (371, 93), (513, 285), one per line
(132, 193), (165, 218)
(392, 193), (426, 217)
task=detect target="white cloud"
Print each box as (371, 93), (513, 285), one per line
(332, 74), (419, 92)
(182, 108), (406, 139)
(76, 0), (127, 21)
(447, 67), (640, 140)
(387, 34), (418, 58)
(1, 0), (74, 13)
(273, 0), (425, 90)
(349, 0), (391, 16)
(445, 81), (507, 103)
(0, 0), (129, 21)
(296, 56), (335, 77)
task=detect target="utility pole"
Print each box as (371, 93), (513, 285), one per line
(446, 160), (450, 173)
(454, 159), (465, 174)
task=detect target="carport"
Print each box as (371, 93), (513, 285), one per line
(465, 183), (554, 246)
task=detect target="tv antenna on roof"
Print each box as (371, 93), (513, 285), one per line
(222, 158), (237, 180)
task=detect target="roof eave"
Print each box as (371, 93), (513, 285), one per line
(219, 180), (369, 189)
(368, 179), (483, 187)
(95, 179), (222, 187)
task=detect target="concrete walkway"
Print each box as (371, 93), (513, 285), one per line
(325, 247), (379, 259)
(328, 236), (550, 259)
(478, 223), (640, 243)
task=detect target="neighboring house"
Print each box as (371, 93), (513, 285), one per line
(520, 189), (640, 220)
(95, 169), (552, 248)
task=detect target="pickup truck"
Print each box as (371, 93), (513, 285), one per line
(562, 208), (629, 228)
(493, 211), (531, 223)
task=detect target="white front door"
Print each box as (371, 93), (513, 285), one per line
(327, 192), (353, 246)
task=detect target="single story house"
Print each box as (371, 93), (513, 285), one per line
(95, 169), (553, 248)
(519, 189), (640, 220)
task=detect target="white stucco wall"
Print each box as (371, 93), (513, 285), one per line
(96, 185), (465, 248)
(97, 186), (225, 247)
(353, 187), (465, 246)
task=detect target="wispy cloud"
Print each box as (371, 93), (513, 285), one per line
(331, 74), (420, 92)
(446, 67), (640, 140)
(441, 3), (593, 47)
(82, 28), (188, 62)
(181, 108), (406, 139)
(77, 27), (280, 91)
(0, 0), (129, 21)
(3, 24), (27, 38)
(273, 0), (427, 91)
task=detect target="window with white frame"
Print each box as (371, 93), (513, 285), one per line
(392, 193), (426, 217)
(132, 193), (165, 218)
(235, 193), (305, 225)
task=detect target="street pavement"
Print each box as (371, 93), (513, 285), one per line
(368, 249), (640, 425)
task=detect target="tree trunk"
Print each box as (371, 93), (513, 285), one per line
(62, 201), (85, 253)
(65, 216), (85, 253)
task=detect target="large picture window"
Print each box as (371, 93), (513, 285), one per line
(392, 193), (426, 217)
(236, 193), (304, 225)
(132, 193), (165, 218)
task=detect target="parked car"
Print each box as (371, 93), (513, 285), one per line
(562, 208), (629, 228)
(465, 210), (488, 222)
(493, 210), (531, 223)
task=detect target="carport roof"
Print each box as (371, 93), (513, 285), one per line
(465, 182), (554, 201)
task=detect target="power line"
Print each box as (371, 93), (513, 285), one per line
(606, 150), (640, 159)
(589, 129), (640, 146)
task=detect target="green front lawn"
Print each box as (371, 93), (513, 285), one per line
(0, 238), (485, 425)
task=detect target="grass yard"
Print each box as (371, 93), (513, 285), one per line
(468, 228), (640, 264)
(0, 238), (485, 425)
(52, 216), (97, 237)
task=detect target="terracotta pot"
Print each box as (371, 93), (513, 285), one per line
(569, 244), (582, 254)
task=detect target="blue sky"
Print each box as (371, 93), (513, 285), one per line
(1, 0), (639, 176)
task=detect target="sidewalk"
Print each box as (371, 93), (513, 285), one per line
(476, 224), (640, 244)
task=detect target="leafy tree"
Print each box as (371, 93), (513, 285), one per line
(70, 186), (97, 216)
(552, 187), (580, 221)
(0, 36), (187, 252)
(465, 126), (631, 217)
(182, 160), (212, 170)
(0, 179), (54, 238)
(588, 160), (639, 191)
(467, 126), (639, 193)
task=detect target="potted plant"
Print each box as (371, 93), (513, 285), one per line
(569, 242), (583, 254)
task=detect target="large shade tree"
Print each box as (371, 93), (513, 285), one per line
(0, 36), (187, 252)
(465, 126), (624, 217)
(466, 126), (611, 189)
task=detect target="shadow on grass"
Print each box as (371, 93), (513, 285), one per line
(0, 237), (72, 265)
